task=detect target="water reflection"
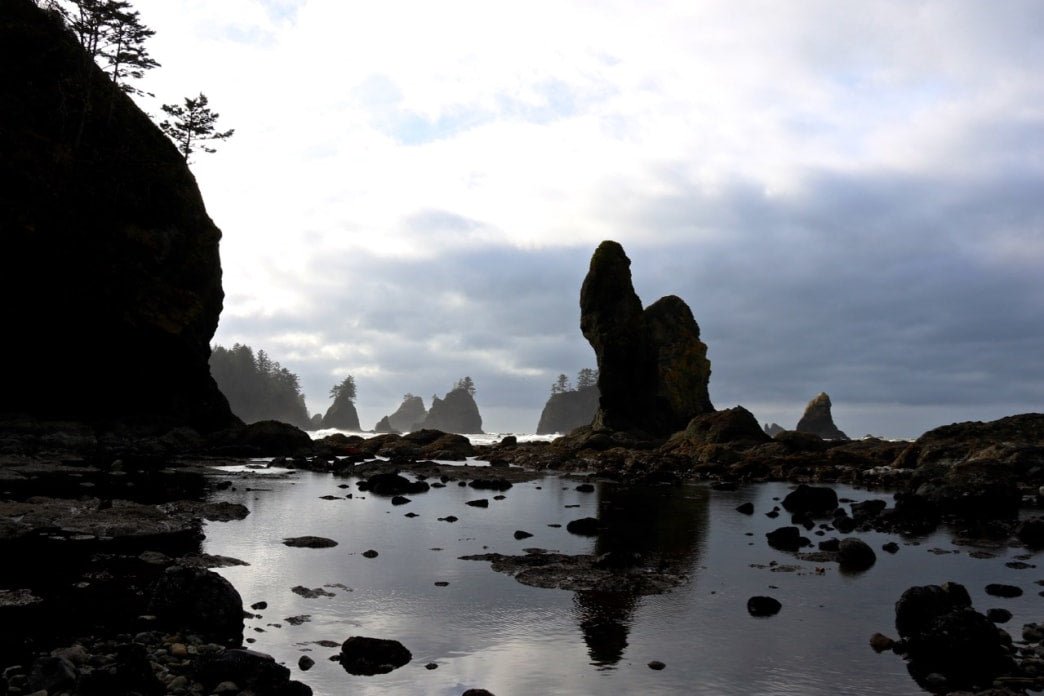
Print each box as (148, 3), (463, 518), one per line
(573, 482), (710, 666)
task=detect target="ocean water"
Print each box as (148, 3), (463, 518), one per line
(307, 429), (560, 447)
(202, 468), (1042, 696)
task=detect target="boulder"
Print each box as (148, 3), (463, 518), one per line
(214, 420), (315, 457)
(147, 566), (244, 645)
(747, 596), (782, 617)
(360, 472), (430, 496)
(766, 526), (804, 552)
(795, 393), (849, 440)
(781, 485), (838, 516)
(196, 649), (310, 696)
(837, 538), (876, 571)
(579, 241), (713, 436)
(0, 0), (236, 431)
(339, 636), (412, 676)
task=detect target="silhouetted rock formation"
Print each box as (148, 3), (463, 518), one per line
(374, 395), (427, 434)
(536, 386), (599, 434)
(321, 399), (360, 431)
(0, 0), (234, 431)
(422, 388), (482, 434)
(579, 241), (712, 436)
(795, 393), (848, 440)
(764, 423), (785, 437)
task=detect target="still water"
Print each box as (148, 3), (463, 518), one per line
(203, 468), (1042, 696)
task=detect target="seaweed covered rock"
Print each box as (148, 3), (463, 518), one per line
(795, 393), (848, 440)
(579, 241), (712, 436)
(0, 0), (235, 432)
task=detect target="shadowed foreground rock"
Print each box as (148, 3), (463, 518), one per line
(339, 636), (412, 675)
(148, 566), (244, 645)
(580, 241), (712, 436)
(0, 0), (235, 432)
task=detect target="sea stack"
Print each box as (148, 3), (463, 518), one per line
(0, 0), (234, 431)
(374, 395), (427, 433)
(579, 241), (713, 436)
(536, 385), (599, 434)
(795, 392), (849, 440)
(423, 387), (483, 434)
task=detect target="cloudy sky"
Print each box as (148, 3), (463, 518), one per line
(128, 0), (1043, 438)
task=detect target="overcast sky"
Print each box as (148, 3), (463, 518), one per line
(128, 0), (1043, 438)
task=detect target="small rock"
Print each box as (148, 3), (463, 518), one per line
(362, 549), (379, 559)
(566, 517), (601, 536)
(747, 596), (781, 617)
(434, 581), (449, 587)
(251, 601), (268, 610)
(298, 655), (315, 671)
(575, 483), (595, 492)
(283, 536), (338, 549)
(466, 499), (489, 508)
(869, 633), (894, 652)
(838, 538), (876, 572)
(391, 496), (411, 506)
(425, 662), (438, 670)
(339, 636), (412, 675)
(648, 660), (666, 670)
(985, 583), (1022, 598)
(513, 530), (533, 540)
(170, 642), (188, 658)
(986, 608), (1013, 623)
(882, 542), (900, 554)
(735, 502), (754, 515)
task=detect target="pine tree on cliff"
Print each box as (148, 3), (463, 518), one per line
(160, 93), (235, 162)
(455, 376), (476, 396)
(54, 0), (159, 94)
(551, 374), (571, 394)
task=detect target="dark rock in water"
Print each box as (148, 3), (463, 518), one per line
(818, 538), (840, 552)
(513, 530), (533, 540)
(536, 386), (599, 435)
(374, 395), (427, 434)
(423, 388), (483, 434)
(766, 526), (803, 551)
(362, 549), (379, 559)
(882, 542), (900, 554)
(868, 633), (894, 653)
(837, 538), (876, 571)
(662, 407), (771, 457)
(461, 690), (496, 696)
(648, 660), (666, 670)
(466, 499), (489, 508)
(291, 586), (334, 598)
(1017, 517), (1044, 548)
(986, 608), (1013, 623)
(735, 502), (755, 515)
(148, 566), (244, 645)
(215, 420), (315, 457)
(795, 393), (849, 440)
(0, 0), (236, 432)
(363, 472), (430, 496)
(575, 483), (596, 492)
(747, 596), (782, 617)
(984, 583), (1022, 598)
(339, 636), (412, 675)
(566, 517), (602, 536)
(469, 478), (513, 491)
(782, 485), (838, 516)
(298, 655), (315, 671)
(895, 582), (972, 638)
(850, 499), (887, 521)
(579, 241), (712, 436)
(391, 495), (411, 506)
(197, 648), (308, 695)
(283, 536), (338, 548)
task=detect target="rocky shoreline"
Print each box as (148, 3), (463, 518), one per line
(2, 412), (1043, 695)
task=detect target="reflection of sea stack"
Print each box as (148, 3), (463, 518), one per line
(795, 392), (849, 440)
(579, 241), (713, 436)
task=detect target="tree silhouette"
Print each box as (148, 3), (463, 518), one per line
(576, 368), (598, 390)
(330, 375), (357, 402)
(210, 343), (310, 428)
(159, 93), (234, 162)
(454, 376), (476, 396)
(54, 0), (159, 94)
(551, 373), (570, 395)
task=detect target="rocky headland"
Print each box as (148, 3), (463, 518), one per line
(535, 385), (599, 435)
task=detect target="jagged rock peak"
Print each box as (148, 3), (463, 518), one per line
(423, 388), (483, 434)
(374, 395), (427, 434)
(795, 392), (849, 440)
(764, 423), (785, 437)
(579, 241), (713, 436)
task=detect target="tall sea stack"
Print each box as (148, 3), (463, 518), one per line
(579, 241), (713, 436)
(795, 392), (849, 440)
(0, 0), (235, 431)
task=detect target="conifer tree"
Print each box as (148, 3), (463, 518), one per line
(159, 93), (235, 162)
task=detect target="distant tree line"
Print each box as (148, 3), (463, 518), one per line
(550, 368), (597, 395)
(210, 344), (310, 429)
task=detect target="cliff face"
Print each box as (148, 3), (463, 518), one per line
(795, 393), (849, 440)
(374, 395), (426, 433)
(579, 241), (713, 436)
(0, 0), (235, 431)
(536, 387), (599, 435)
(423, 389), (483, 434)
